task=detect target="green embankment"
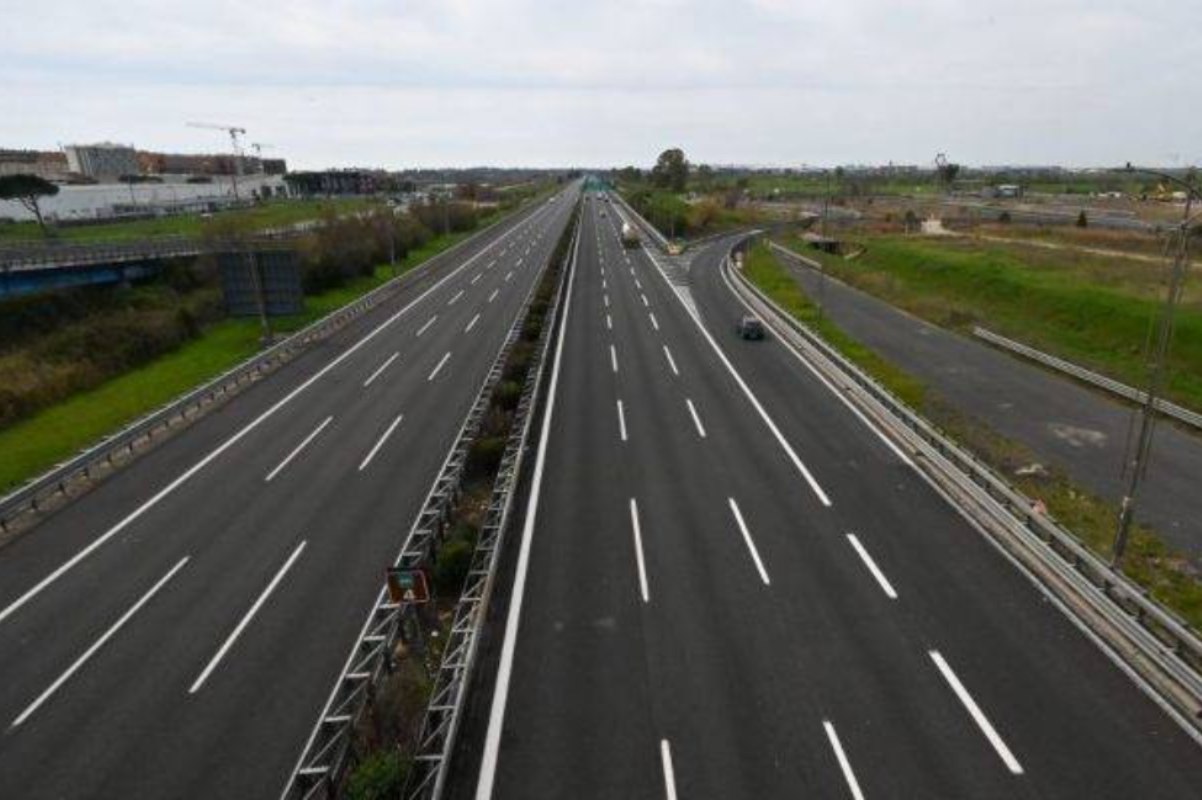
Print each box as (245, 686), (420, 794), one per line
(781, 233), (1202, 412)
(743, 240), (1202, 629)
(0, 198), (375, 243)
(0, 217), (498, 495)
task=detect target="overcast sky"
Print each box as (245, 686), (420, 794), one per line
(4, 0), (1200, 170)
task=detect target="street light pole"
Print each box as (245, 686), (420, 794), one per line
(1112, 164), (1198, 565)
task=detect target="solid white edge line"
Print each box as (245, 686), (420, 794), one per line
(358, 413), (405, 471)
(630, 498), (650, 603)
(362, 351), (400, 387)
(428, 352), (451, 382)
(610, 343), (619, 374)
(660, 739), (679, 800)
(0, 201), (555, 628)
(643, 246), (831, 506)
(416, 315), (437, 337)
(465, 313), (481, 333)
(474, 208), (579, 799)
(663, 345), (680, 376)
(719, 259), (916, 469)
(189, 541), (307, 693)
(265, 416), (334, 482)
(929, 650), (1024, 775)
(824, 720), (866, 800)
(686, 398), (707, 439)
(728, 497), (771, 585)
(846, 533), (899, 600)
(12, 556), (190, 727)
(617, 399), (628, 442)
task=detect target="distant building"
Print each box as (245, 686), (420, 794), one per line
(0, 149), (69, 180)
(284, 170), (379, 196)
(64, 143), (140, 179)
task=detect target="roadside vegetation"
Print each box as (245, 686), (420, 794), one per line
(0, 201), (503, 494)
(0, 197), (375, 243)
(777, 230), (1202, 412)
(742, 240), (1202, 629)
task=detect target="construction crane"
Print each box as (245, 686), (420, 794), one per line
(187, 121), (248, 199)
(250, 143), (275, 174)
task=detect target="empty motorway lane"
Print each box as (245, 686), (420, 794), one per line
(461, 196), (1202, 798)
(0, 187), (577, 798)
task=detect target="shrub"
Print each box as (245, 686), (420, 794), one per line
(345, 750), (407, 800)
(433, 537), (474, 596)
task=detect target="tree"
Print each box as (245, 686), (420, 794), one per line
(651, 148), (689, 192)
(694, 163), (714, 191)
(936, 161), (961, 188)
(0, 174), (59, 236)
(1076, 210), (1088, 228)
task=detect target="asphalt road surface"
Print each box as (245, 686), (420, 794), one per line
(776, 246), (1202, 562)
(0, 186), (578, 798)
(463, 196), (1202, 799)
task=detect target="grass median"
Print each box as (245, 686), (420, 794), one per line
(743, 240), (1202, 629)
(0, 217), (499, 496)
(780, 232), (1202, 412)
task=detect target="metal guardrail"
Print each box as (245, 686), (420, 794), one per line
(0, 206), (537, 538)
(726, 245), (1202, 733)
(972, 326), (1202, 432)
(407, 207), (575, 799)
(606, 191), (671, 252)
(282, 201), (576, 800)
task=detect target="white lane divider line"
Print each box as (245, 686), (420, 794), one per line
(635, 278), (643, 290)
(660, 739), (679, 800)
(428, 352), (451, 382)
(617, 399), (628, 442)
(641, 293), (650, 308)
(517, 257), (523, 267)
(465, 313), (481, 333)
(824, 721), (866, 800)
(649, 312), (660, 331)
(602, 278), (607, 290)
(471, 273), (482, 285)
(728, 498), (770, 585)
(189, 542), (306, 693)
(362, 351), (400, 387)
(13, 556), (190, 727)
(448, 289), (465, 306)
(488, 288), (499, 303)
(929, 651), (1024, 775)
(606, 313), (613, 331)
(686, 399), (707, 439)
(265, 416), (334, 482)
(416, 315), (437, 337)
(603, 294), (610, 308)
(663, 345), (680, 377)
(630, 499), (650, 603)
(358, 413), (404, 471)
(487, 259), (497, 269)
(610, 344), (619, 374)
(505, 270), (514, 282)
(846, 534), (898, 599)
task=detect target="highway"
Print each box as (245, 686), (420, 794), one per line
(463, 195), (1202, 798)
(0, 185), (577, 798)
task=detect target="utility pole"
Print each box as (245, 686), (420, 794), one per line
(1112, 164), (1198, 565)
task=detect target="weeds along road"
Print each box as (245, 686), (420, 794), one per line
(0, 186), (578, 799)
(775, 247), (1202, 562)
(459, 196), (1202, 799)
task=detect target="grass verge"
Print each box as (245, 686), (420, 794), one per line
(0, 214), (500, 495)
(744, 240), (1202, 629)
(778, 232), (1202, 412)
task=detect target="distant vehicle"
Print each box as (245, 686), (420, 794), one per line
(621, 222), (640, 248)
(666, 241), (684, 256)
(736, 315), (766, 340)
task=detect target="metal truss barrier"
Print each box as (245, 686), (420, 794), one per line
(281, 204), (578, 800)
(971, 326), (1202, 432)
(728, 242), (1202, 737)
(0, 206), (537, 538)
(405, 208), (576, 800)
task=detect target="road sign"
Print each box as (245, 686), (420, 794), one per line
(386, 567), (431, 605)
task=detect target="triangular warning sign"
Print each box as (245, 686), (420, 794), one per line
(403, 589), (417, 602)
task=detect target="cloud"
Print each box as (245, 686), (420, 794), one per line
(3, 0), (1200, 167)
